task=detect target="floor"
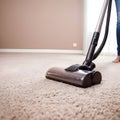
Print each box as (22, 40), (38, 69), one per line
(0, 53), (120, 120)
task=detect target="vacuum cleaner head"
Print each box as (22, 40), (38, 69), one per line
(46, 67), (102, 88)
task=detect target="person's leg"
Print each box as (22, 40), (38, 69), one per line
(113, 0), (120, 63)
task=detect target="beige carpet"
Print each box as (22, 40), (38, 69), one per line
(0, 53), (120, 120)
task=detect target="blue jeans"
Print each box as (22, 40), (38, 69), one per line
(115, 0), (120, 55)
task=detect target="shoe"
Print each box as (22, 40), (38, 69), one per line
(112, 56), (120, 63)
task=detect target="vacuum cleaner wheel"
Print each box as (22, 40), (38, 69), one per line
(92, 71), (102, 85)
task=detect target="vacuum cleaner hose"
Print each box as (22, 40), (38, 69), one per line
(93, 0), (112, 60)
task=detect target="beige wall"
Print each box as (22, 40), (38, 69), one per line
(0, 0), (84, 50)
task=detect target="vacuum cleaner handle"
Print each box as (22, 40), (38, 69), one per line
(95, 0), (110, 33)
(83, 0), (112, 67)
(93, 0), (112, 60)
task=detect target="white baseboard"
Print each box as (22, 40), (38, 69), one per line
(0, 49), (83, 54)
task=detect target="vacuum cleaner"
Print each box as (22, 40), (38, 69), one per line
(46, 0), (112, 88)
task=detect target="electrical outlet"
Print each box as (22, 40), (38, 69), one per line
(73, 43), (77, 47)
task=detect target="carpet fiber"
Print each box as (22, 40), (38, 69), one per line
(0, 53), (120, 120)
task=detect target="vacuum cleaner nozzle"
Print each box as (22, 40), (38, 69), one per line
(46, 67), (102, 88)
